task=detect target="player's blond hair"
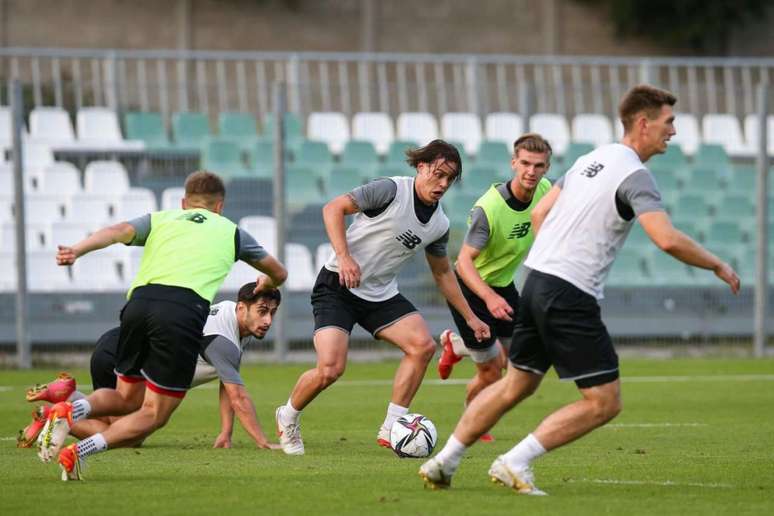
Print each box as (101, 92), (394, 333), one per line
(513, 133), (552, 160)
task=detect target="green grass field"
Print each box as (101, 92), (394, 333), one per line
(1, 358), (773, 515)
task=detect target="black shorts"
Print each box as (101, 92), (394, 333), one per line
(91, 327), (120, 390)
(509, 270), (619, 388)
(115, 284), (209, 396)
(448, 272), (518, 350)
(311, 268), (418, 337)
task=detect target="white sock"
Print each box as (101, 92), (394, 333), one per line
(71, 399), (91, 422)
(503, 433), (547, 469)
(381, 402), (408, 430)
(76, 433), (107, 459)
(280, 398), (301, 425)
(434, 434), (467, 473)
(68, 390), (87, 402)
(449, 332), (469, 357)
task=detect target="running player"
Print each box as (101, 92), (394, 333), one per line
(437, 134), (552, 442)
(419, 85), (740, 494)
(275, 140), (490, 455)
(38, 171), (287, 480)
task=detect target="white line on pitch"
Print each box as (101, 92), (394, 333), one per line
(0, 386), (13, 392)
(0, 437), (18, 441)
(607, 423), (707, 428)
(567, 478), (733, 489)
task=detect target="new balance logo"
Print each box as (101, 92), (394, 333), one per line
(396, 229), (422, 249)
(508, 222), (531, 239)
(179, 212), (207, 224)
(580, 161), (604, 178)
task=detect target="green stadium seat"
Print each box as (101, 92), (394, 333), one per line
(340, 140), (379, 179)
(295, 140), (334, 180)
(712, 194), (755, 227)
(561, 142), (594, 169)
(624, 223), (652, 251)
(607, 248), (647, 287)
(650, 168), (680, 193)
(461, 165), (500, 195)
(285, 165), (323, 213)
(172, 112), (211, 149)
(646, 251), (695, 286)
(680, 167), (723, 194)
(124, 112), (171, 149)
(219, 112), (258, 150)
(262, 112), (304, 153)
(694, 143), (731, 175)
(201, 139), (249, 179)
(670, 194), (710, 224)
(476, 141), (511, 166)
(442, 189), (478, 229)
(648, 144), (687, 170)
(386, 140), (419, 165)
(326, 166), (364, 197)
(703, 220), (746, 251)
(726, 165), (757, 194)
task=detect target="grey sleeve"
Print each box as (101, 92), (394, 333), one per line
(202, 335), (244, 385)
(617, 169), (665, 216)
(126, 214), (151, 246)
(425, 229), (449, 257)
(463, 207), (491, 250)
(349, 178), (398, 211)
(237, 228), (269, 262)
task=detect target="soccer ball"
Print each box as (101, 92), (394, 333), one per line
(389, 413), (437, 458)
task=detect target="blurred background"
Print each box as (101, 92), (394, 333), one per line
(0, 0), (772, 366)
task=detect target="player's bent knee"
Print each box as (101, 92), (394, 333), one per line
(318, 365), (345, 387)
(408, 337), (436, 361)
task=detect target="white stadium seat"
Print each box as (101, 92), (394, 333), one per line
(396, 112), (439, 144)
(0, 251), (15, 291)
(71, 250), (125, 291)
(0, 106), (29, 150)
(65, 193), (116, 224)
(671, 113), (700, 155)
(285, 243), (316, 291)
(27, 250), (72, 291)
(743, 114), (774, 155)
(441, 112), (483, 155)
(76, 107), (144, 150)
(118, 246), (144, 288)
(0, 198), (12, 220)
(307, 112), (350, 154)
(239, 215), (276, 255)
(702, 114), (752, 157)
(29, 107), (77, 148)
(116, 188), (157, 221)
(84, 160), (130, 195)
(161, 187), (185, 210)
(23, 194), (64, 224)
(484, 112), (524, 145)
(36, 162), (82, 195)
(352, 112), (394, 154)
(49, 221), (92, 249)
(0, 222), (48, 252)
(529, 113), (570, 156)
(23, 142), (55, 171)
(572, 114), (614, 147)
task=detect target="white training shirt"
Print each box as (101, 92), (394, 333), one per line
(525, 144), (651, 299)
(191, 300), (251, 387)
(324, 176), (450, 301)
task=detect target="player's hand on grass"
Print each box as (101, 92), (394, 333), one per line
(714, 262), (740, 295)
(485, 293), (513, 321)
(466, 315), (491, 342)
(213, 432), (232, 448)
(257, 442), (283, 450)
(56, 245), (78, 266)
(337, 254), (361, 289)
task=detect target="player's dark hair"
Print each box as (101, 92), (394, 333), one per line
(513, 133), (552, 160)
(184, 170), (226, 206)
(619, 84), (677, 133)
(405, 139), (462, 182)
(237, 282), (282, 306)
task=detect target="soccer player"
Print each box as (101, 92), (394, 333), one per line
(437, 134), (552, 442)
(275, 139), (490, 455)
(419, 85), (740, 494)
(38, 171), (287, 480)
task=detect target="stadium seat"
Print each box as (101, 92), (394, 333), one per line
(442, 189), (478, 229)
(0, 106), (29, 150)
(529, 113), (570, 156)
(27, 250), (72, 291)
(23, 194), (65, 224)
(670, 195), (710, 224)
(396, 112), (439, 145)
(693, 144), (731, 176)
(0, 251), (15, 291)
(0, 221), (48, 251)
(315, 242), (333, 272)
(461, 165), (500, 195)
(29, 107), (77, 148)
(23, 142), (55, 171)
(288, 203), (327, 252)
(648, 144), (688, 173)
(484, 112), (524, 146)
(239, 215), (277, 255)
(607, 248), (647, 286)
(326, 166), (363, 197)
(118, 246), (144, 287)
(71, 250), (125, 291)
(65, 193), (115, 224)
(172, 112), (211, 150)
(219, 112), (259, 150)
(285, 243), (316, 291)
(625, 223), (652, 251)
(161, 187), (185, 210)
(262, 112), (304, 153)
(726, 165), (757, 194)
(352, 112), (394, 155)
(476, 141), (511, 167)
(702, 114), (752, 157)
(84, 161), (130, 195)
(49, 221), (92, 249)
(711, 193), (755, 227)
(307, 112), (350, 155)
(76, 107), (143, 150)
(702, 220), (746, 251)
(0, 165), (16, 195)
(285, 165), (324, 212)
(124, 112), (171, 149)
(35, 162), (82, 196)
(340, 140), (379, 178)
(247, 139), (281, 178)
(680, 167), (724, 196)
(571, 114), (614, 147)
(441, 112), (483, 155)
(0, 198), (12, 221)
(221, 178), (273, 222)
(671, 113), (700, 155)
(385, 140), (419, 166)
(116, 188), (157, 221)
(650, 168), (679, 193)
(295, 141), (334, 180)
(560, 142), (594, 170)
(201, 139), (249, 179)
(742, 114), (774, 155)
(645, 250), (695, 286)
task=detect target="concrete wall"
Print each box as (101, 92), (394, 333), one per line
(1, 0), (766, 56)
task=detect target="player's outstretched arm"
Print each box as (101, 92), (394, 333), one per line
(213, 381), (235, 448)
(456, 244), (513, 321)
(56, 222), (136, 265)
(323, 193), (363, 288)
(426, 253), (491, 342)
(221, 382), (280, 450)
(639, 211), (740, 294)
(530, 184), (562, 235)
